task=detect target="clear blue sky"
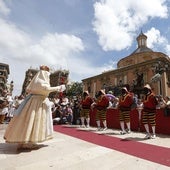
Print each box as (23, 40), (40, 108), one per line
(0, 0), (170, 95)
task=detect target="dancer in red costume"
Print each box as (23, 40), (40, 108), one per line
(142, 84), (158, 139)
(80, 91), (93, 128)
(118, 87), (133, 134)
(93, 90), (109, 131)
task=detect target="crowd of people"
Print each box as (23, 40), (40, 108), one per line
(1, 67), (170, 151)
(0, 93), (25, 124)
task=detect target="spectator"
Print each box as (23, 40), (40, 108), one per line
(156, 95), (166, 109)
(165, 96), (170, 106)
(6, 101), (15, 123)
(66, 105), (73, 125)
(0, 99), (8, 124)
(131, 93), (138, 110)
(60, 92), (69, 106)
(53, 105), (62, 125)
(15, 95), (25, 109)
(60, 105), (68, 124)
(164, 96), (170, 116)
(136, 99), (144, 131)
(72, 98), (81, 125)
(136, 99), (144, 121)
(111, 97), (119, 109)
(106, 91), (116, 109)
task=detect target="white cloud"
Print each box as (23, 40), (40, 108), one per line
(0, 0), (10, 16)
(93, 0), (168, 51)
(66, 57), (100, 80)
(27, 33), (84, 66)
(145, 27), (170, 55)
(0, 1), (86, 95)
(145, 27), (166, 48)
(0, 18), (84, 66)
(166, 45), (170, 56)
(0, 18), (32, 59)
(67, 57), (116, 81)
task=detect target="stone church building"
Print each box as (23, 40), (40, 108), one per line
(82, 32), (170, 98)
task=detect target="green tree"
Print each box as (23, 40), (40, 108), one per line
(66, 82), (83, 97)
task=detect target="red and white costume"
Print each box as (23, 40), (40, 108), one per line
(118, 87), (133, 134)
(80, 91), (93, 128)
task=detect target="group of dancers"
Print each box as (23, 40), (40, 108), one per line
(80, 84), (158, 139)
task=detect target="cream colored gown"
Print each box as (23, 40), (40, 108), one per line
(4, 70), (65, 144)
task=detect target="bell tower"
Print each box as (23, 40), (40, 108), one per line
(136, 31), (147, 48)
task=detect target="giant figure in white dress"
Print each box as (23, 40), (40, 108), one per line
(4, 65), (66, 149)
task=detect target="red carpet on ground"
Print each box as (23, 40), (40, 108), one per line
(54, 125), (170, 167)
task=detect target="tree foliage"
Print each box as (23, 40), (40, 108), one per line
(66, 82), (83, 97)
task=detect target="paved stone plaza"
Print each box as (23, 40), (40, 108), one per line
(0, 124), (170, 170)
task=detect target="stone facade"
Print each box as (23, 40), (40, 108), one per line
(21, 68), (38, 95)
(82, 32), (170, 98)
